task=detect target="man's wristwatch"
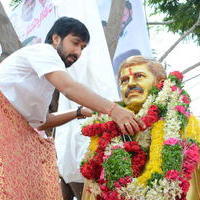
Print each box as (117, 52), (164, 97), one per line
(76, 106), (86, 119)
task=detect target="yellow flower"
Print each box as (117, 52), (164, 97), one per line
(181, 116), (200, 143)
(138, 120), (164, 185)
(89, 136), (99, 152)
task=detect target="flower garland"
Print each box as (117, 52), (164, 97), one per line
(80, 71), (200, 200)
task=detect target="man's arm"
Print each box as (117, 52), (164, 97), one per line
(45, 71), (146, 135)
(37, 107), (93, 131)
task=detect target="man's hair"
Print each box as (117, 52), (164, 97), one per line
(45, 17), (90, 44)
(118, 55), (167, 82)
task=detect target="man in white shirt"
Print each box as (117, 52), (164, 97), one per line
(0, 17), (145, 199)
(0, 15), (145, 146)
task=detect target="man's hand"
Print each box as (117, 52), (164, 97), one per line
(77, 107), (93, 119)
(110, 104), (146, 135)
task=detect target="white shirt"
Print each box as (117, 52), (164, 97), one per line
(0, 43), (66, 128)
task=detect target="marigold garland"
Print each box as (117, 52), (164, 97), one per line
(89, 136), (99, 152)
(183, 116), (200, 143)
(137, 120), (164, 184)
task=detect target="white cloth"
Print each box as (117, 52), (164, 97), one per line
(0, 43), (66, 127)
(54, 0), (120, 183)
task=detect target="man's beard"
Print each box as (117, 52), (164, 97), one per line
(56, 43), (78, 68)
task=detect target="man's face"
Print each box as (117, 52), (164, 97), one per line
(119, 64), (156, 107)
(55, 34), (87, 68)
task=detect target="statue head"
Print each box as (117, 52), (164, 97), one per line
(118, 56), (166, 112)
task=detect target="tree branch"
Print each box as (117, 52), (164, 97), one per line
(182, 61), (200, 74)
(158, 10), (200, 62)
(147, 20), (174, 25)
(183, 73), (200, 83)
(104, 0), (125, 60)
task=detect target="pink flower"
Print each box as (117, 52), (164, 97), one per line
(182, 144), (200, 179)
(171, 86), (182, 94)
(180, 95), (191, 104)
(175, 105), (190, 117)
(164, 138), (180, 145)
(100, 169), (105, 180)
(171, 86), (178, 91)
(184, 144), (200, 162)
(170, 71), (183, 80)
(165, 170), (180, 180)
(112, 145), (122, 150)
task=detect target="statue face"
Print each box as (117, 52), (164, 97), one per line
(119, 64), (156, 108)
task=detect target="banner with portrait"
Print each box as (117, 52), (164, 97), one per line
(97, 0), (152, 77)
(9, 0), (56, 46)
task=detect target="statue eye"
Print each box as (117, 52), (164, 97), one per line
(135, 73), (145, 79)
(120, 77), (129, 84)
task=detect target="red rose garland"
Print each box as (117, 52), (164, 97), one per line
(82, 105), (160, 138)
(124, 141), (147, 177)
(82, 121), (122, 137)
(141, 105), (160, 127)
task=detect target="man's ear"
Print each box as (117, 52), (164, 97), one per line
(157, 78), (165, 84)
(52, 34), (61, 48)
(154, 78), (165, 89)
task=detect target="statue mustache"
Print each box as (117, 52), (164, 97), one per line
(125, 86), (144, 98)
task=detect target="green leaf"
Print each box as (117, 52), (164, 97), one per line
(103, 149), (132, 189)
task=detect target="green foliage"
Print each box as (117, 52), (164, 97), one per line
(177, 111), (188, 129)
(103, 149), (132, 189)
(187, 138), (200, 146)
(168, 75), (183, 88)
(147, 172), (164, 187)
(162, 144), (183, 173)
(10, 0), (22, 7)
(156, 103), (167, 117)
(149, 86), (160, 95)
(147, 0), (200, 44)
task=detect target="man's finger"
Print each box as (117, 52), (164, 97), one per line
(124, 123), (135, 135)
(128, 119), (140, 133)
(118, 124), (129, 135)
(132, 115), (146, 130)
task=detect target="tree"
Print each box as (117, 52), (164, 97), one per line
(0, 1), (21, 62)
(10, 0), (22, 7)
(146, 0), (200, 72)
(147, 0), (200, 44)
